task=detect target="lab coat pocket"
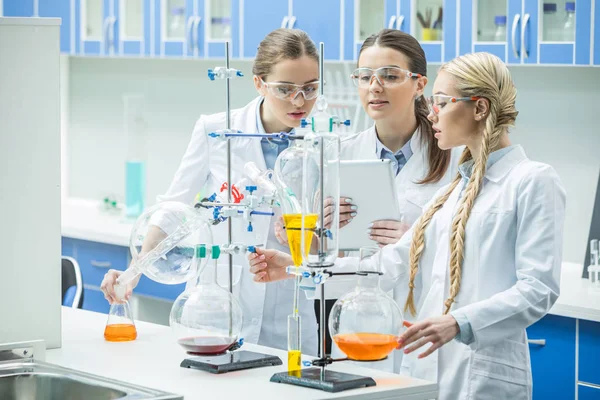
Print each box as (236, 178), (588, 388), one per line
(468, 339), (531, 400)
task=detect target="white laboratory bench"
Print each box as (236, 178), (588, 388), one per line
(61, 198), (600, 323)
(48, 307), (437, 400)
(61, 199), (600, 399)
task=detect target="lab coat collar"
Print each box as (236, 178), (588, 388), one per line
(484, 145), (527, 183)
(368, 124), (423, 158)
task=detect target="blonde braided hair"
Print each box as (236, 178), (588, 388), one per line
(404, 52), (519, 316)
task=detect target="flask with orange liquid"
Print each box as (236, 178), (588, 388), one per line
(329, 247), (403, 361)
(104, 284), (137, 342)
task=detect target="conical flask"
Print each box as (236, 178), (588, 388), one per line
(328, 247), (403, 361)
(104, 284), (137, 342)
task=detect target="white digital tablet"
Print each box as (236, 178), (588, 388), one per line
(338, 159), (401, 251)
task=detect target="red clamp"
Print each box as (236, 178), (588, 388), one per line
(220, 182), (244, 203)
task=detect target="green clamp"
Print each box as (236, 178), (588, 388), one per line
(196, 244), (207, 259)
(211, 245), (221, 259)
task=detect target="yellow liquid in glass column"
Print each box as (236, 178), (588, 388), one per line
(288, 350), (302, 376)
(283, 213), (319, 266)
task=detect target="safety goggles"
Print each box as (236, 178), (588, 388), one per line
(350, 66), (422, 88)
(259, 77), (320, 101)
(426, 95), (481, 115)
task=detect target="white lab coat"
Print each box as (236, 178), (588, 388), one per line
(375, 145), (565, 399)
(157, 97), (318, 355)
(329, 125), (463, 373)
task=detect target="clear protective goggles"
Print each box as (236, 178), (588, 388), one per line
(350, 66), (422, 88)
(259, 77), (320, 101)
(426, 95), (481, 115)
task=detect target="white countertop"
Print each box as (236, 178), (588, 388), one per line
(62, 198), (133, 247)
(550, 262), (600, 323)
(48, 308), (437, 400)
(0, 17), (61, 25)
(62, 199), (600, 323)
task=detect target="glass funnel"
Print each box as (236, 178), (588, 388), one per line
(273, 139), (308, 267)
(170, 246), (243, 355)
(328, 247), (403, 361)
(117, 201), (213, 286)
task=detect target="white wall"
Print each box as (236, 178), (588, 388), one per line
(1, 17), (62, 349)
(66, 58), (600, 264)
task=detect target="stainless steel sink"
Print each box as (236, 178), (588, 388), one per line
(0, 360), (183, 400)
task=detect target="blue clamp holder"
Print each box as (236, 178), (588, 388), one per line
(245, 185), (257, 195)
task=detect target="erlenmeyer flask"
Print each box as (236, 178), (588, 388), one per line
(104, 284), (137, 342)
(329, 247), (403, 361)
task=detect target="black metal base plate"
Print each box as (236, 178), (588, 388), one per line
(270, 368), (376, 393)
(181, 350), (282, 374)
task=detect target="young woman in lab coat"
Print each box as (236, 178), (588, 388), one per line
(100, 28), (321, 355)
(249, 52), (566, 399)
(270, 29), (463, 370)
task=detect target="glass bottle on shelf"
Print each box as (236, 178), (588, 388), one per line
(562, 2), (576, 41)
(493, 16), (507, 42)
(543, 3), (559, 41)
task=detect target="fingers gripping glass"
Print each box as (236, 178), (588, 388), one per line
(259, 77), (320, 101)
(427, 95), (481, 115)
(350, 67), (422, 88)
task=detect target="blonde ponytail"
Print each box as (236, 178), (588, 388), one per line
(404, 52), (519, 317)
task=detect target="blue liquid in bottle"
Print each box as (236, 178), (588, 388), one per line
(125, 160), (146, 218)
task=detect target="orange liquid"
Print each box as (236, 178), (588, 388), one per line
(104, 324), (137, 342)
(283, 213), (318, 266)
(333, 333), (398, 361)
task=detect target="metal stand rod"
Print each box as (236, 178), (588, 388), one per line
(224, 41), (233, 338)
(320, 283), (326, 375)
(225, 41), (233, 296)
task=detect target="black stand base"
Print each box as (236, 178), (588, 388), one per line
(270, 368), (376, 393)
(181, 350), (282, 374)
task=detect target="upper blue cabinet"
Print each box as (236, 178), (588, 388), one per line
(289, 0), (342, 60)
(154, 0), (201, 57)
(114, 0), (152, 56)
(595, 0), (600, 64)
(240, 0), (288, 59)
(74, 0), (114, 56)
(460, 0), (592, 65)
(2, 0), (598, 65)
(204, 0), (239, 58)
(342, 0), (457, 63)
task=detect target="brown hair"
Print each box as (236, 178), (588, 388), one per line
(359, 29), (450, 184)
(404, 52), (519, 316)
(252, 28), (319, 78)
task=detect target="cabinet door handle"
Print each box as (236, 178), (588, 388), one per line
(186, 15), (195, 52)
(287, 16), (296, 29)
(90, 260), (112, 268)
(102, 17), (111, 53)
(521, 13), (530, 59)
(109, 17), (117, 52)
(193, 17), (201, 52)
(388, 15), (397, 29)
(395, 15), (405, 31)
(511, 14), (521, 59)
(527, 339), (546, 346)
(280, 16), (289, 28)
